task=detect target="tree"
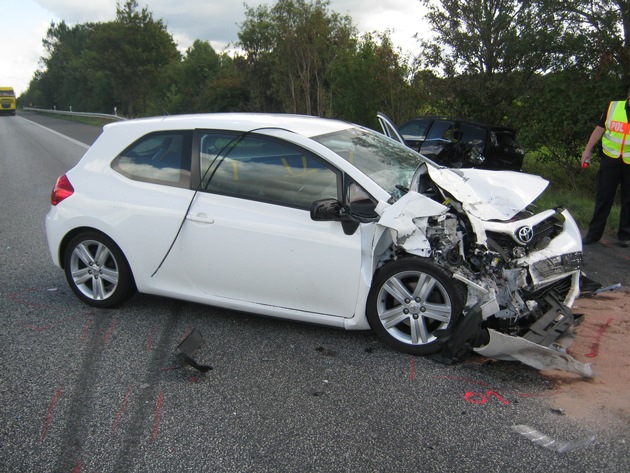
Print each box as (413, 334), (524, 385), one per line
(237, 0), (355, 116)
(508, 1), (629, 188)
(36, 21), (96, 110)
(512, 71), (619, 192)
(418, 0), (566, 124)
(330, 32), (418, 128)
(163, 40), (221, 113)
(24, 1), (180, 116)
(161, 42), (249, 114)
(552, 0), (630, 84)
(86, 0), (180, 116)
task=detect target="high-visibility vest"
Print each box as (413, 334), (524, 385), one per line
(602, 101), (630, 163)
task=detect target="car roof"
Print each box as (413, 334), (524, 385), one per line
(403, 115), (516, 133)
(104, 113), (355, 138)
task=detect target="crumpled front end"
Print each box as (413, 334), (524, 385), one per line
(376, 172), (590, 376)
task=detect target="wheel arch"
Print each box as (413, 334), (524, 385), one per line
(366, 254), (468, 355)
(61, 228), (138, 307)
(58, 226), (134, 289)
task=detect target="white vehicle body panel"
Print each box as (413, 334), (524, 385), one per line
(426, 167), (548, 221)
(174, 193), (363, 317)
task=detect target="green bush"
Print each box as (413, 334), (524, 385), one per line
(523, 154), (620, 234)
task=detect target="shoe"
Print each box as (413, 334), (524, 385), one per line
(582, 236), (599, 245)
(619, 240), (630, 248)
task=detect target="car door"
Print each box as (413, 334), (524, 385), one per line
(377, 112), (406, 144)
(176, 131), (364, 318)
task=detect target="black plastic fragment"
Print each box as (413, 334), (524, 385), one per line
(522, 295), (575, 347)
(579, 275), (603, 296)
(176, 328), (212, 373)
(431, 303), (487, 365)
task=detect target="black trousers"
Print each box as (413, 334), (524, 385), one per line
(586, 154), (630, 241)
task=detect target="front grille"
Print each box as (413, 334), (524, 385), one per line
(486, 216), (560, 258)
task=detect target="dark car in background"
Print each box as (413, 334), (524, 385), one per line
(378, 113), (525, 171)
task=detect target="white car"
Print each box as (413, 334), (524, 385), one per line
(46, 113), (588, 372)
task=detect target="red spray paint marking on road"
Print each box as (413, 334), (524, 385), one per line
(112, 385), (135, 435)
(41, 385), (65, 443)
(409, 356), (415, 381)
(432, 375), (558, 399)
(8, 286), (56, 309)
(103, 318), (117, 343)
(20, 314), (84, 332)
(80, 318), (92, 344)
(464, 390), (510, 405)
(586, 317), (614, 358)
(145, 325), (159, 352)
(71, 461), (83, 473)
(180, 325), (191, 342)
(151, 390), (165, 442)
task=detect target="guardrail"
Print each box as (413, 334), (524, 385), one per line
(23, 107), (126, 122)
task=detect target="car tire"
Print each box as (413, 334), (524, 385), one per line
(63, 231), (136, 308)
(366, 257), (465, 355)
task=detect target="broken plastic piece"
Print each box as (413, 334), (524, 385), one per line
(176, 328), (212, 373)
(474, 329), (593, 377)
(512, 425), (596, 453)
(432, 304), (487, 365)
(521, 295), (574, 347)
(592, 283), (622, 295)
(579, 275), (602, 295)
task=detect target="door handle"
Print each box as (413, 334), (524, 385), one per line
(186, 213), (214, 224)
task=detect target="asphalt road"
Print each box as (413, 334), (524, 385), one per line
(1, 111), (628, 472)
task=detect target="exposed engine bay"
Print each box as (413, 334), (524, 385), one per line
(374, 164), (591, 376)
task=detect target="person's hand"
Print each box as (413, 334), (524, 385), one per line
(581, 149), (591, 167)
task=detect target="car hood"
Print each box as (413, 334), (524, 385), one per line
(425, 167), (548, 221)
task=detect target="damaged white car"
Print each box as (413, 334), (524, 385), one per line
(46, 113), (588, 374)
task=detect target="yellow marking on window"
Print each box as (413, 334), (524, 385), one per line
(281, 156), (319, 176)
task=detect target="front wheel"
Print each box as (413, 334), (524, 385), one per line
(366, 257), (465, 355)
(63, 232), (136, 308)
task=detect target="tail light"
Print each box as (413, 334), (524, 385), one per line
(51, 174), (74, 206)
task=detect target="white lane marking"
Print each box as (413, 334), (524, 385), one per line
(18, 115), (91, 150)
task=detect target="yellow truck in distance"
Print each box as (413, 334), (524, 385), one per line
(0, 86), (17, 115)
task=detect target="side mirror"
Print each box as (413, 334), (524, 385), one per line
(310, 198), (344, 221)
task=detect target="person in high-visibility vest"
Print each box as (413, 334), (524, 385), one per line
(581, 88), (630, 248)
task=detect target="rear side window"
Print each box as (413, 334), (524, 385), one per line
(459, 123), (486, 144)
(399, 119), (432, 140)
(199, 132), (339, 210)
(112, 131), (192, 187)
(426, 120), (454, 140)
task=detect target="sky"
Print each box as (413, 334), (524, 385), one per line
(2, 0), (431, 96)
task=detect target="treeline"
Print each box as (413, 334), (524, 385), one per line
(20, 0), (630, 189)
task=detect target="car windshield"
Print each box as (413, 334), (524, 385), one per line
(313, 127), (425, 198)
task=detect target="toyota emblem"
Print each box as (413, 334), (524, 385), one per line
(516, 226), (534, 244)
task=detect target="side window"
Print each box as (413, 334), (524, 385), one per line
(420, 121), (454, 158)
(112, 131), (192, 187)
(199, 133), (339, 210)
(399, 119), (431, 140)
(460, 123), (486, 145)
(427, 121), (454, 141)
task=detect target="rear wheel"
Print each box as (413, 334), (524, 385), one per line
(367, 257), (465, 355)
(63, 232), (136, 308)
